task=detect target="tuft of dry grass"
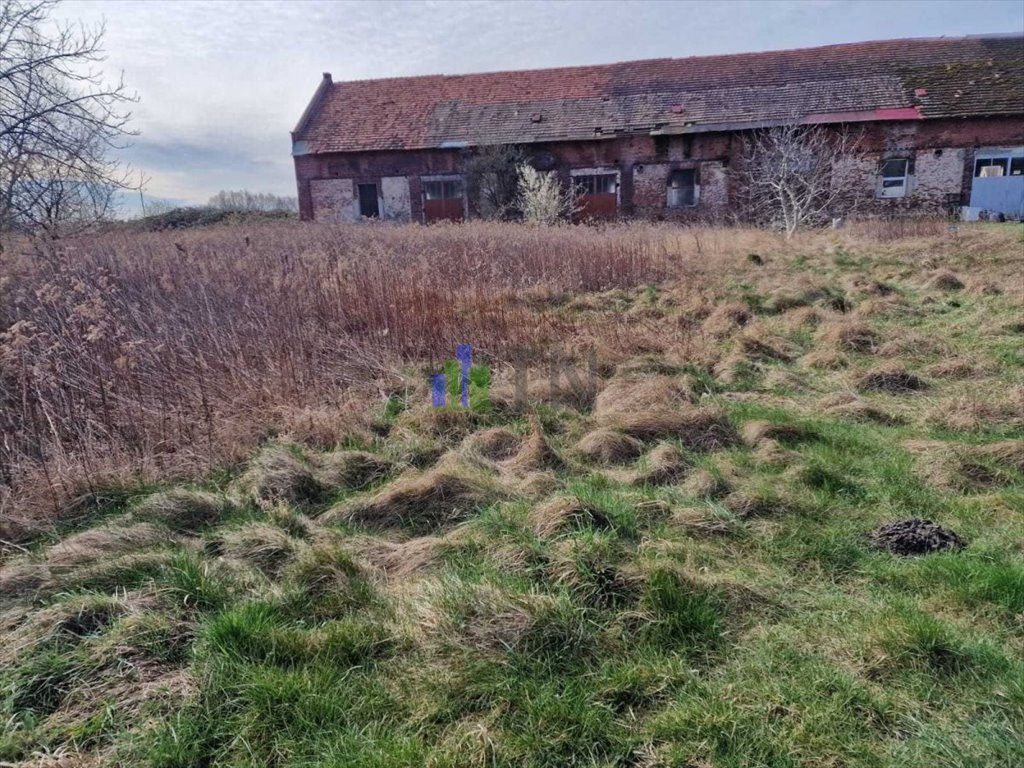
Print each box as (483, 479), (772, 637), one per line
(575, 428), (645, 464)
(800, 349), (849, 370)
(925, 357), (988, 379)
(317, 451), (395, 491)
(817, 320), (878, 353)
(924, 270), (965, 291)
(232, 444), (325, 507)
(594, 375), (694, 417)
(701, 302), (752, 336)
(414, 581), (560, 656)
(503, 420), (566, 474)
(600, 405), (738, 450)
(633, 442), (690, 485)
(45, 521), (176, 567)
(741, 420), (813, 447)
(0, 561), (52, 604)
(782, 306), (826, 330)
(735, 326), (799, 363)
(218, 523), (300, 575)
(820, 392), (904, 425)
(356, 535), (446, 582)
(607, 442), (690, 486)
(924, 397), (1024, 432)
(135, 490), (234, 533)
(856, 364), (929, 394)
(528, 495), (617, 538)
(462, 428), (523, 464)
(681, 467), (733, 499)
(321, 454), (510, 532)
(909, 440), (1024, 492)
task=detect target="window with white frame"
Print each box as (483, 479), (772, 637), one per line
(878, 158), (910, 198)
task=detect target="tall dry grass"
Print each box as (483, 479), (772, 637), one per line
(0, 221), (682, 527)
(0, 218), (1009, 534)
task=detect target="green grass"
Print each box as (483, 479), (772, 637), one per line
(2, 236), (1023, 766)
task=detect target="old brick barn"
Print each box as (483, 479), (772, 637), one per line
(291, 34), (1024, 223)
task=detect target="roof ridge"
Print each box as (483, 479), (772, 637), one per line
(324, 33), (1021, 87)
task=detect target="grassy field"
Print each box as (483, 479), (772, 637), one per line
(1, 220), (1022, 767)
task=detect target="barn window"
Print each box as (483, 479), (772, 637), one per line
(423, 179), (463, 200)
(654, 135), (670, 160)
(975, 157), (1009, 177)
(667, 169), (697, 207)
(878, 158), (909, 198)
(574, 174), (617, 195)
(1011, 157), (1024, 176)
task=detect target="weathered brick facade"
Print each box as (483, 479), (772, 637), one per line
(292, 36), (1024, 223)
(295, 117), (1023, 222)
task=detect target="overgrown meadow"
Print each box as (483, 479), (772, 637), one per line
(1, 219), (1022, 767)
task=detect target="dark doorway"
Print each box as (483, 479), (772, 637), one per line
(358, 183), (379, 218)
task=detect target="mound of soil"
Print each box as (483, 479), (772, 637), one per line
(868, 519), (966, 556)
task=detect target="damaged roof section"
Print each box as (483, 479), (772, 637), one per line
(295, 34), (1024, 154)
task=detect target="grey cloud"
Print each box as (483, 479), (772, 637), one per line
(63, 0), (1022, 205)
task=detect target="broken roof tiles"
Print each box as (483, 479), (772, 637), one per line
(295, 34), (1024, 154)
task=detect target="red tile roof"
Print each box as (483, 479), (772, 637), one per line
(294, 35), (1024, 155)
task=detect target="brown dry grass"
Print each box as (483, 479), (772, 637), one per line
(598, 404), (738, 449)
(856, 364), (930, 393)
(321, 454), (510, 532)
(817, 320), (878, 354)
(701, 302), (752, 336)
(218, 523), (300, 575)
(135, 490), (234, 533)
(740, 420), (812, 447)
(908, 440), (1024, 492)
(924, 270), (965, 291)
(575, 428), (644, 464)
(620, 442), (690, 486)
(2, 219), (1021, 537)
(594, 375), (694, 416)
(528, 495), (617, 538)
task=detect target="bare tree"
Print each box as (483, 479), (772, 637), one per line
(207, 189), (298, 213)
(734, 122), (866, 236)
(0, 0), (137, 238)
(461, 144), (526, 220)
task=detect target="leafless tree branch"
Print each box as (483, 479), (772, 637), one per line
(733, 121), (867, 236)
(0, 0), (138, 237)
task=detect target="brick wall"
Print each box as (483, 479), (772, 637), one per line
(293, 116), (1023, 221)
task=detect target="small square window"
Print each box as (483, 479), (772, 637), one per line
(1011, 157), (1024, 176)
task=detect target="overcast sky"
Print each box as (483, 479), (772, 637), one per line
(61, 0), (1024, 206)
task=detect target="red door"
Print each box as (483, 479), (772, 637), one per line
(423, 179), (465, 223)
(577, 193), (617, 220)
(574, 173), (618, 221)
